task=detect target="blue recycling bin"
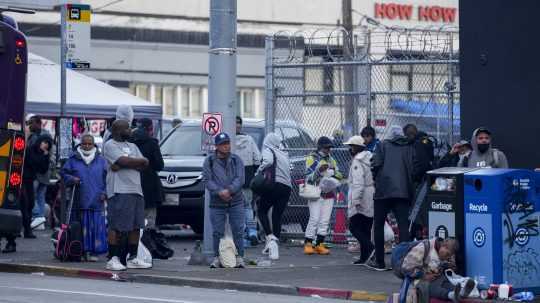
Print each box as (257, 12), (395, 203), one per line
(464, 169), (540, 294)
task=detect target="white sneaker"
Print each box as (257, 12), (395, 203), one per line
(31, 217), (46, 230)
(106, 257), (127, 271)
(126, 257), (152, 269)
(210, 257), (221, 268)
(267, 235), (279, 260)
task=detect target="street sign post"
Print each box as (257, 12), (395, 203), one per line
(201, 112), (223, 152)
(64, 3), (91, 69)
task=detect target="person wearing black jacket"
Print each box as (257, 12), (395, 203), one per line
(21, 135), (52, 239)
(368, 126), (415, 271)
(131, 118), (164, 229)
(1, 135), (50, 252)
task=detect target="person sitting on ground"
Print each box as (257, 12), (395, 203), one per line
(103, 120), (150, 271)
(61, 134), (108, 262)
(402, 238), (474, 303)
(202, 133), (246, 269)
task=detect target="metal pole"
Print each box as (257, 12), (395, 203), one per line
(59, 4), (67, 224)
(342, 0), (357, 136)
(60, 5), (67, 117)
(265, 37), (275, 133)
(447, 32), (455, 145)
(203, 0), (237, 260)
(366, 30), (372, 127)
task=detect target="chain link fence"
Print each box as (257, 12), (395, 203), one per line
(265, 27), (460, 244)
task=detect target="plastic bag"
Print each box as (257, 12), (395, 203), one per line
(219, 237), (237, 268)
(319, 177), (340, 193)
(299, 183), (321, 200)
(384, 221), (395, 243)
(137, 229), (153, 267)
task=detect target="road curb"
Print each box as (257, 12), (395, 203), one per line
(0, 262), (388, 301)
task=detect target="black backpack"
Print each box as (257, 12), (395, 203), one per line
(141, 228), (174, 260)
(250, 149), (276, 195)
(52, 185), (83, 262)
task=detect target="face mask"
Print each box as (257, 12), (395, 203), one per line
(477, 143), (490, 153)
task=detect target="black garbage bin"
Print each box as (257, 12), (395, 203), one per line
(424, 167), (479, 274)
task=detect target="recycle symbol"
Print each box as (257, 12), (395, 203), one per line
(473, 227), (486, 247)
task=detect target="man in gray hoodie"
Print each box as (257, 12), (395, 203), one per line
(235, 116), (261, 246)
(202, 133), (246, 268)
(460, 127), (508, 168)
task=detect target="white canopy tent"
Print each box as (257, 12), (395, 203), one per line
(26, 53), (162, 119)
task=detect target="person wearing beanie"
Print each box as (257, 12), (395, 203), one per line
(103, 105), (135, 142)
(303, 136), (343, 255)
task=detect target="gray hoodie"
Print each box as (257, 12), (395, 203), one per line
(256, 133), (292, 188)
(462, 128), (508, 168)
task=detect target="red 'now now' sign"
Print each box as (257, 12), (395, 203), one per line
(374, 3), (457, 23)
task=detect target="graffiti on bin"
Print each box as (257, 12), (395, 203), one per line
(503, 248), (540, 286)
(502, 177), (539, 248)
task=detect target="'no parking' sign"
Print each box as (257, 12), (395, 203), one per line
(201, 113), (222, 152)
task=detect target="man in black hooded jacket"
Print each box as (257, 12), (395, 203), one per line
(131, 118), (164, 229)
(368, 126), (415, 271)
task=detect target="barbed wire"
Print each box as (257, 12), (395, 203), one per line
(269, 25), (459, 63)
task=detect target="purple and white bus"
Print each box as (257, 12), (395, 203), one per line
(0, 10), (30, 234)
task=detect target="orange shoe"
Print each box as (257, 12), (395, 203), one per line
(304, 243), (315, 255)
(315, 244), (330, 255)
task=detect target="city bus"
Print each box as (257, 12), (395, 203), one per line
(0, 8), (32, 235)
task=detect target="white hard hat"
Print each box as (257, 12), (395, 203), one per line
(343, 136), (365, 147)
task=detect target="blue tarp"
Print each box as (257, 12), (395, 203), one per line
(389, 99), (460, 131)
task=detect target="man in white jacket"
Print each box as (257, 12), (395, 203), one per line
(344, 136), (375, 265)
(235, 116), (262, 246)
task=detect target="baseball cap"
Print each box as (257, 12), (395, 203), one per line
(344, 136), (366, 147)
(475, 127), (492, 136)
(214, 133), (230, 145)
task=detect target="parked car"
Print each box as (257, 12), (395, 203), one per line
(157, 119), (316, 234)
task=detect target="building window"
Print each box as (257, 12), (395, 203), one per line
(180, 86), (203, 118)
(238, 89), (255, 118)
(135, 84), (150, 101)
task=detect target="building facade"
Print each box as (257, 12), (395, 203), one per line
(4, 0), (458, 120)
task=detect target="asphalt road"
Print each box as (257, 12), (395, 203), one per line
(0, 272), (346, 303)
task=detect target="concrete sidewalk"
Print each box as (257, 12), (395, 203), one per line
(0, 229), (400, 301)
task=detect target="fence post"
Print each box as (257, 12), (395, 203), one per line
(366, 29), (373, 127)
(265, 37), (275, 133)
(447, 32), (456, 145)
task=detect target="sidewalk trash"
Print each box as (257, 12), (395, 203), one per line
(498, 282), (511, 299)
(256, 258), (272, 267)
(511, 292), (535, 302)
(310, 294), (322, 299)
(187, 240), (208, 266)
(30, 272), (45, 276)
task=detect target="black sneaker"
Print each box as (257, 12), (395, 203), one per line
(452, 282), (462, 303)
(2, 242), (16, 253)
(364, 259), (388, 272)
(462, 279), (475, 298)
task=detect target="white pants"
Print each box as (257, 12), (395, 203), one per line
(305, 197), (334, 240)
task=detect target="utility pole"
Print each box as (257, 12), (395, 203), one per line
(342, 0), (358, 136)
(202, 0), (237, 260)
